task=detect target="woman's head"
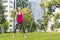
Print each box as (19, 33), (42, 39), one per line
(18, 6), (22, 12)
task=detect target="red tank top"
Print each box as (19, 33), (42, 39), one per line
(16, 12), (23, 23)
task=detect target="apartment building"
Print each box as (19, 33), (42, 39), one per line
(2, 0), (15, 20)
(2, 0), (16, 32)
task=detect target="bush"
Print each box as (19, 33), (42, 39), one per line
(23, 13), (32, 28)
(21, 7), (30, 13)
(4, 21), (9, 32)
(23, 13), (37, 32)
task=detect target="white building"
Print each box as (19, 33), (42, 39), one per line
(28, 0), (44, 31)
(2, 0), (16, 32)
(2, 0), (15, 20)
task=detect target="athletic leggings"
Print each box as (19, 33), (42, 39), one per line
(13, 22), (25, 33)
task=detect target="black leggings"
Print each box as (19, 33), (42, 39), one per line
(13, 22), (25, 33)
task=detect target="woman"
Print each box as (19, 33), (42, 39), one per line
(12, 7), (26, 38)
(15, 7), (25, 33)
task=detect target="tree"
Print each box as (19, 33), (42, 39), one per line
(10, 10), (16, 27)
(16, 0), (28, 9)
(0, 0), (6, 33)
(10, 10), (17, 33)
(41, 12), (50, 32)
(40, 0), (60, 32)
(4, 21), (9, 32)
(10, 10), (16, 18)
(40, 0), (50, 32)
(53, 12), (59, 31)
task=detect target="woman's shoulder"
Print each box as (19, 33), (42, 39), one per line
(16, 12), (23, 15)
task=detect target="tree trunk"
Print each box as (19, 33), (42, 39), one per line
(44, 26), (47, 32)
(30, 20), (33, 32)
(1, 25), (4, 34)
(53, 25), (55, 31)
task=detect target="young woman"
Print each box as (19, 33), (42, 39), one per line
(12, 7), (26, 38)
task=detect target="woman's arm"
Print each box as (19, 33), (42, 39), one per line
(22, 10), (31, 14)
(15, 12), (18, 24)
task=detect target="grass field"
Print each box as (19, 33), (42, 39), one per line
(0, 32), (60, 40)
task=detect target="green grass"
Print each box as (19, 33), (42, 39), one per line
(0, 32), (60, 40)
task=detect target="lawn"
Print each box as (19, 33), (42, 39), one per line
(0, 32), (60, 40)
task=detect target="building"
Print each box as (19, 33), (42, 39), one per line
(2, 0), (15, 20)
(28, 0), (44, 31)
(2, 0), (16, 32)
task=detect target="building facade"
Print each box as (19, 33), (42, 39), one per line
(28, 0), (44, 30)
(2, 0), (15, 20)
(2, 0), (16, 32)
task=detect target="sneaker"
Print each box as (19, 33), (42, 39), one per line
(12, 35), (14, 38)
(24, 34), (27, 39)
(12, 33), (15, 38)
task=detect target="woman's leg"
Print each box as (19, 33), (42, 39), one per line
(20, 22), (25, 33)
(20, 22), (27, 38)
(12, 23), (18, 38)
(13, 24), (18, 33)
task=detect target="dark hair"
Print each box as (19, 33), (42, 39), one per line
(17, 6), (22, 11)
(18, 6), (22, 9)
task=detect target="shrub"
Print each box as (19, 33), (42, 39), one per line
(23, 13), (37, 32)
(4, 21), (9, 32)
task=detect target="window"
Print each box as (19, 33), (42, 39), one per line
(3, 1), (7, 3)
(4, 15), (8, 17)
(10, 20), (12, 22)
(10, 6), (14, 9)
(10, 1), (13, 3)
(4, 5), (8, 8)
(4, 10), (8, 12)
(10, 6), (14, 8)
(10, 25), (12, 27)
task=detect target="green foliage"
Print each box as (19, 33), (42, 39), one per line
(23, 13), (37, 32)
(10, 10), (16, 18)
(0, 0), (5, 14)
(4, 21), (9, 32)
(53, 12), (60, 28)
(54, 22), (60, 28)
(56, 0), (60, 5)
(16, 0), (28, 8)
(0, 0), (5, 24)
(40, 0), (60, 31)
(40, 0), (51, 31)
(32, 22), (37, 32)
(40, 0), (60, 14)
(41, 12), (50, 31)
(53, 13), (59, 22)
(23, 13), (32, 28)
